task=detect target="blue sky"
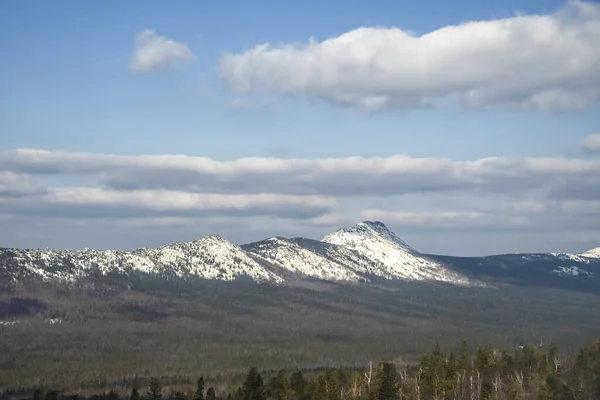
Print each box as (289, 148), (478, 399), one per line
(1, 0), (599, 255)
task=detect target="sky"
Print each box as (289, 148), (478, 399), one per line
(1, 0), (600, 256)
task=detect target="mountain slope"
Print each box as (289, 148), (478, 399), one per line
(1, 221), (599, 292)
(426, 252), (600, 293)
(580, 247), (600, 259)
(322, 221), (470, 284)
(0, 235), (282, 284)
(242, 237), (365, 282)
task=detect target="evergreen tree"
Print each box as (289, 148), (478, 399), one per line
(45, 390), (59, 400)
(130, 388), (140, 400)
(420, 344), (444, 399)
(205, 388), (216, 400)
(173, 391), (187, 400)
(231, 388), (244, 400)
(479, 381), (493, 400)
(242, 367), (266, 400)
(290, 371), (306, 398)
(456, 340), (471, 399)
(107, 390), (119, 400)
(147, 378), (163, 400)
(194, 377), (205, 400)
(458, 340), (470, 373)
(377, 362), (398, 400)
(268, 370), (288, 400)
(443, 352), (458, 398)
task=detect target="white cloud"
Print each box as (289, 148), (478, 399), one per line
(0, 187), (335, 220)
(220, 1), (600, 111)
(362, 209), (491, 229)
(362, 198), (600, 233)
(0, 171), (46, 197)
(2, 149), (600, 199)
(583, 134), (600, 153)
(129, 30), (193, 73)
(1, 149), (600, 253)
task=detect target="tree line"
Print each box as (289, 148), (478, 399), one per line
(2, 338), (600, 400)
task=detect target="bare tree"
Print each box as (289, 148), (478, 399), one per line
(363, 360), (373, 390)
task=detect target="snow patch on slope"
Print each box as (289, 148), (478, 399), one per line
(579, 247), (600, 259)
(323, 221), (470, 284)
(1, 235), (282, 283)
(244, 237), (364, 282)
(551, 253), (593, 263)
(553, 266), (594, 277)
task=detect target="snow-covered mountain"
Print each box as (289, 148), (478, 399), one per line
(0, 235), (282, 284)
(1, 221), (599, 291)
(322, 221), (470, 284)
(242, 237), (366, 282)
(580, 247), (600, 259)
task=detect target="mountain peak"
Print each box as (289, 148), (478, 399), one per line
(322, 221), (469, 283)
(580, 246), (600, 258)
(335, 221), (413, 251)
(360, 220), (388, 229)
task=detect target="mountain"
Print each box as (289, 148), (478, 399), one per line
(322, 221), (469, 284)
(1, 221), (599, 292)
(580, 246), (600, 258)
(242, 237), (367, 282)
(0, 235), (282, 284)
(426, 251), (600, 293)
(2, 221), (600, 389)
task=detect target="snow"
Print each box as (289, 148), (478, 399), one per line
(322, 221), (471, 284)
(1, 235), (283, 284)
(244, 237), (364, 282)
(551, 253), (592, 263)
(1, 221), (596, 286)
(553, 266), (594, 277)
(580, 247), (600, 259)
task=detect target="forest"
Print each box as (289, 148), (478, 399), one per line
(3, 278), (600, 390)
(2, 339), (599, 400)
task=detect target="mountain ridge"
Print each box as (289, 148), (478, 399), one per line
(1, 221), (599, 291)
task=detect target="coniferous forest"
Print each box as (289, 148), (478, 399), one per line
(2, 339), (600, 400)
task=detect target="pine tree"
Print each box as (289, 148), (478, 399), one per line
(147, 378), (163, 400)
(173, 391), (187, 400)
(420, 344), (444, 399)
(206, 388), (216, 400)
(45, 390), (59, 400)
(107, 390), (119, 400)
(130, 388), (140, 400)
(377, 362), (398, 400)
(290, 371), (306, 398)
(268, 370), (288, 400)
(479, 381), (493, 400)
(194, 377), (205, 400)
(242, 367), (266, 400)
(443, 352), (458, 398)
(457, 340), (471, 399)
(458, 340), (471, 374)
